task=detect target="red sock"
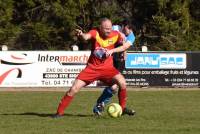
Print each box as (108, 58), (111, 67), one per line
(57, 95), (73, 115)
(118, 88), (127, 111)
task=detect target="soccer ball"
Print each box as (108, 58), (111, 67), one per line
(107, 103), (122, 118)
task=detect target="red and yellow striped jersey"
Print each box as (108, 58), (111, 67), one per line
(87, 29), (123, 67)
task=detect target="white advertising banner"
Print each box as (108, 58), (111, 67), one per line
(0, 51), (97, 87)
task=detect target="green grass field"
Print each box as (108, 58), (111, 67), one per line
(0, 89), (200, 134)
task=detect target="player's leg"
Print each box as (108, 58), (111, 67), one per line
(97, 84), (118, 104)
(112, 73), (126, 110)
(53, 79), (87, 118)
(93, 52), (126, 115)
(53, 65), (99, 118)
(112, 73), (135, 116)
(93, 84), (118, 115)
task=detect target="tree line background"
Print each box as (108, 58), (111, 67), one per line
(0, 0), (199, 51)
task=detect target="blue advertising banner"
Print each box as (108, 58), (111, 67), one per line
(126, 53), (186, 69)
(123, 52), (199, 87)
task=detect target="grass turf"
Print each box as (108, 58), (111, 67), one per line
(0, 90), (200, 134)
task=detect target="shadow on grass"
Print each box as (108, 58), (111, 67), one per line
(0, 112), (94, 118)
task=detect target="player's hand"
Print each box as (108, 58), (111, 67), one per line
(75, 29), (83, 37)
(106, 49), (114, 57)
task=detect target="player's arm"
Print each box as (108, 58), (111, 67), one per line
(75, 29), (92, 41)
(112, 42), (132, 53)
(106, 41), (132, 57)
(107, 32), (135, 56)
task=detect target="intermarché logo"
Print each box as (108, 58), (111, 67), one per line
(37, 54), (89, 65)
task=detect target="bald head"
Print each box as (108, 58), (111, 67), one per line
(99, 18), (112, 38)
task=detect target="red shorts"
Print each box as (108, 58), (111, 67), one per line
(77, 64), (119, 86)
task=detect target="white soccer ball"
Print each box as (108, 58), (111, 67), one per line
(107, 103), (122, 118)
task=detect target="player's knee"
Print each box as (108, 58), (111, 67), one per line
(118, 80), (126, 89)
(67, 86), (79, 96)
(121, 82), (127, 89)
(113, 77), (126, 89)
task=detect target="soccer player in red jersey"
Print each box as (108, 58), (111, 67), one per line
(53, 18), (132, 118)
(93, 20), (136, 116)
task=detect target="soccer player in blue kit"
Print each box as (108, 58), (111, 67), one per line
(93, 19), (136, 116)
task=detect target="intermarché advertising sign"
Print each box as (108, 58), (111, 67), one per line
(0, 51), (96, 87)
(124, 52), (200, 87)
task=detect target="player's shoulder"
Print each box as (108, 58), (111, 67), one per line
(89, 28), (98, 33)
(127, 32), (135, 39)
(128, 31), (135, 36)
(88, 28), (99, 36)
(126, 32), (135, 45)
(110, 30), (121, 37)
(112, 25), (121, 32)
